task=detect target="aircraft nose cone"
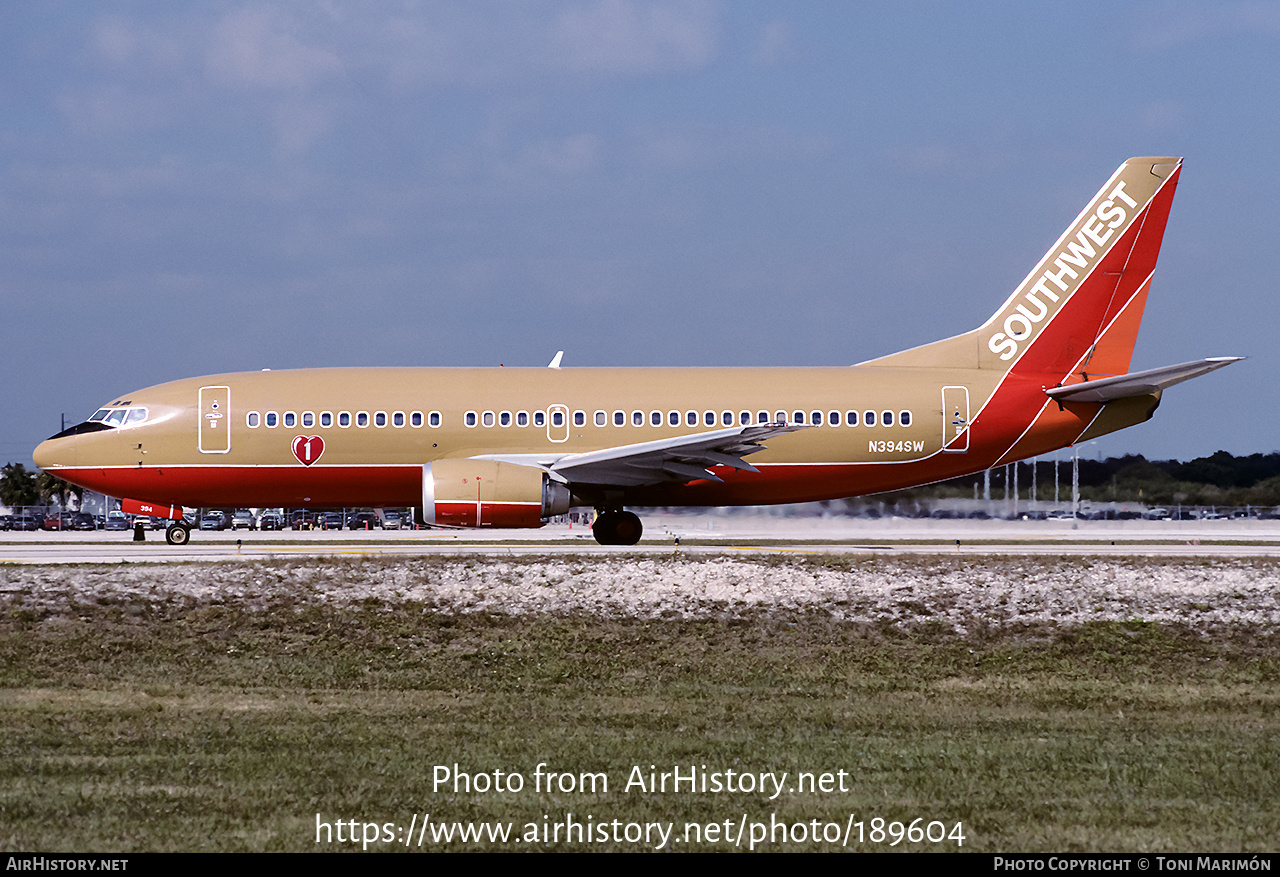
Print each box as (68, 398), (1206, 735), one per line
(33, 437), (71, 472)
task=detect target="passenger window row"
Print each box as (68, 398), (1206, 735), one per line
(461, 408), (914, 428)
(246, 410), (442, 429)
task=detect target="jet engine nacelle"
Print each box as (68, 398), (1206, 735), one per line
(421, 459), (571, 528)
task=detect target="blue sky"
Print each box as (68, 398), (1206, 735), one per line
(2, 1), (1275, 467)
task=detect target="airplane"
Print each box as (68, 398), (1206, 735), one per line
(33, 156), (1240, 546)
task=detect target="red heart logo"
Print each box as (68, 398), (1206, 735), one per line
(291, 435), (324, 466)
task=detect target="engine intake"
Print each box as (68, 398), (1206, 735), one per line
(422, 459), (571, 528)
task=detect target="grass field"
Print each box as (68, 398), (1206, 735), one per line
(1, 555), (1277, 852)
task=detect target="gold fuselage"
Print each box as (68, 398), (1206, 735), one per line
(33, 363), (1142, 511)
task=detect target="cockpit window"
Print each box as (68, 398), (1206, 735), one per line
(87, 406), (148, 428)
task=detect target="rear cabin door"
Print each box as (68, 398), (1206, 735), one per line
(199, 386), (231, 454)
(941, 386), (969, 453)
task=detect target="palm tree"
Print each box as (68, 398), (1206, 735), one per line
(37, 469), (83, 510)
(1, 463), (40, 509)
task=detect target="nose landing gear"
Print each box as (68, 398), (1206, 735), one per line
(592, 509), (643, 546)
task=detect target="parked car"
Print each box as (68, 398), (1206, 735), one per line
(259, 512), (285, 530)
(322, 512), (345, 530)
(291, 511), (317, 530)
(199, 512), (227, 531)
(11, 515), (41, 531)
(382, 511), (402, 530)
(104, 512), (131, 531)
(72, 512), (98, 530)
(231, 510), (256, 531)
(347, 512), (379, 530)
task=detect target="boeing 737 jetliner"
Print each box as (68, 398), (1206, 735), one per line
(34, 157), (1239, 545)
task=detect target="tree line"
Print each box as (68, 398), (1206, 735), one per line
(895, 450), (1280, 508)
(0, 463), (81, 511)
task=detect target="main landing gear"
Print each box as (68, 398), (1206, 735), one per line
(165, 522), (191, 546)
(592, 509), (643, 546)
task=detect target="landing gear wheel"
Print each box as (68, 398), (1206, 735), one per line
(165, 523), (191, 546)
(592, 510), (643, 546)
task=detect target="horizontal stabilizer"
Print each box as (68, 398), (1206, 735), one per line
(1045, 357), (1243, 403)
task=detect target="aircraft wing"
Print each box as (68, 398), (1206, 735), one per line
(1045, 357), (1243, 403)
(544, 422), (808, 487)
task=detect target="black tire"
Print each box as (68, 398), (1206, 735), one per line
(614, 511), (643, 545)
(165, 523), (191, 546)
(592, 511), (618, 545)
(592, 510), (643, 546)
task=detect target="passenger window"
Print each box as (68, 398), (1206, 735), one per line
(340, 411), (352, 427)
(393, 412), (405, 427)
(266, 412), (278, 428)
(284, 412), (297, 428)
(595, 411), (606, 427)
(516, 411), (528, 427)
(704, 411), (715, 427)
(846, 411), (857, 427)
(551, 410), (564, 427)
(321, 411), (333, 428)
(633, 411), (644, 427)
(687, 411), (697, 426)
(829, 411), (840, 426)
(247, 412), (260, 428)
(882, 410), (894, 427)
(864, 411), (876, 427)
(302, 412), (315, 428)
(533, 411), (546, 427)
(669, 411), (680, 427)
(573, 411), (585, 427)
(500, 411), (512, 427)
(409, 412), (422, 427)
(810, 411), (822, 426)
(740, 411), (751, 425)
(464, 411), (477, 428)
(374, 412), (387, 427)
(650, 411), (661, 427)
(757, 411), (768, 423)
(482, 411), (495, 427)
(775, 411), (786, 424)
(614, 411), (626, 426)
(428, 412), (441, 427)
(357, 411), (370, 427)
(900, 410), (912, 427)
(793, 411), (804, 425)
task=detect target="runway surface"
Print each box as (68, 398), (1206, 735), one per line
(4, 515), (1280, 563)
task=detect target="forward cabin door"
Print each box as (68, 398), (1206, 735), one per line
(198, 386), (231, 454)
(941, 386), (969, 453)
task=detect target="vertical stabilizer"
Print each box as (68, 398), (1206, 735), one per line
(862, 157), (1182, 380)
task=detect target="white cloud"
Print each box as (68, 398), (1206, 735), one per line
(1132, 1), (1280, 51)
(633, 122), (833, 170)
(752, 18), (796, 67)
(551, 0), (719, 74)
(205, 6), (342, 90)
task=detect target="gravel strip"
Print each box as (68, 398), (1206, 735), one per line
(3, 555), (1278, 632)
